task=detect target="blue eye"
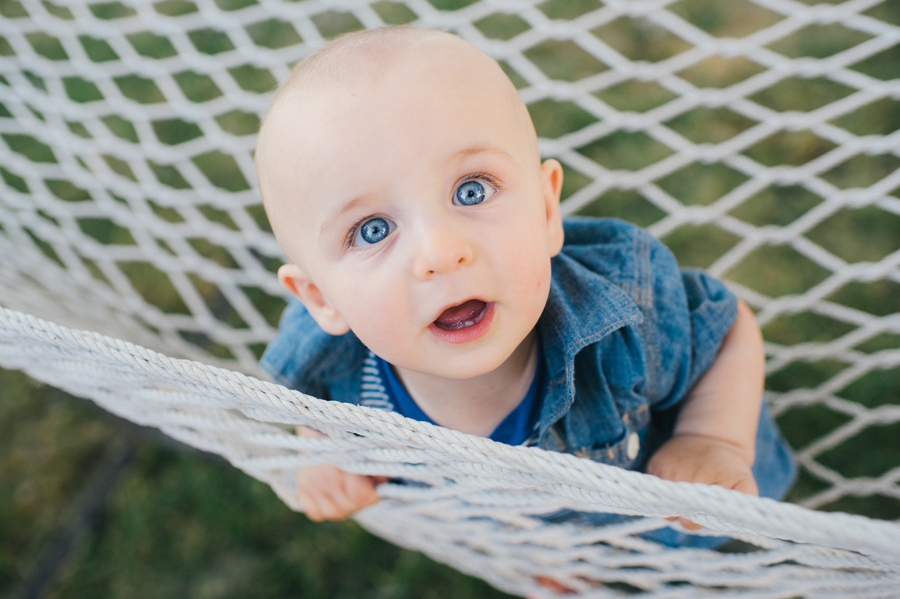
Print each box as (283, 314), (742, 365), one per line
(453, 179), (497, 206)
(353, 216), (394, 246)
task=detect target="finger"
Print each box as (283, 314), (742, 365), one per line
(318, 472), (377, 519)
(297, 466), (352, 520)
(316, 492), (354, 521)
(678, 517), (703, 531)
(533, 575), (576, 595)
(326, 488), (365, 518)
(344, 474), (379, 509)
(299, 493), (324, 522)
(666, 515), (703, 530)
(296, 425), (327, 438)
(295, 469), (328, 521)
(732, 475), (759, 497)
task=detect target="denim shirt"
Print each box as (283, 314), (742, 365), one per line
(261, 217), (751, 472)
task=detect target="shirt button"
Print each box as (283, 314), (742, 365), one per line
(626, 432), (640, 460)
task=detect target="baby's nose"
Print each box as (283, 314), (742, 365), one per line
(413, 224), (473, 280)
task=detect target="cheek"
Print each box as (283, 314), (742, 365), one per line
(332, 278), (408, 348)
(507, 235), (553, 318)
(504, 251), (552, 317)
(531, 260), (552, 300)
(503, 226), (553, 291)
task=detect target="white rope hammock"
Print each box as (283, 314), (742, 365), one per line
(2, 305), (899, 598)
(1, 0), (899, 596)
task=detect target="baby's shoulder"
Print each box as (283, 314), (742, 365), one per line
(559, 217), (677, 287)
(561, 216), (644, 243)
(260, 297), (367, 391)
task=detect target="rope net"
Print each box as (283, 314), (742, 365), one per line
(0, 0), (898, 596)
(2, 305), (899, 597)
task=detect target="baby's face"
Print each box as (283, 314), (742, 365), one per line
(260, 38), (563, 381)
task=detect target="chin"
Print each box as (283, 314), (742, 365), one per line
(437, 348), (515, 381)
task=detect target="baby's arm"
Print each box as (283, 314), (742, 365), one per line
(295, 426), (387, 521)
(647, 300), (763, 523)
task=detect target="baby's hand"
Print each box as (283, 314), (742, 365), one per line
(646, 434), (758, 530)
(296, 426), (387, 521)
(297, 463), (386, 521)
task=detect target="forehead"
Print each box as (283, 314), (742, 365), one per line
(284, 41), (524, 150)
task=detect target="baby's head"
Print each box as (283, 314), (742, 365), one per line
(256, 27), (564, 381)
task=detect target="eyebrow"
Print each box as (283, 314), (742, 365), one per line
(319, 195), (373, 242)
(450, 144), (513, 164)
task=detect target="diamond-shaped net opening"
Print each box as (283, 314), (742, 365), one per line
(1, 0), (898, 596)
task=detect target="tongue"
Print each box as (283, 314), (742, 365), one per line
(434, 300), (486, 330)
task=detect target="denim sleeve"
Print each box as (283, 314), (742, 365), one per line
(645, 240), (738, 411)
(259, 297), (330, 397)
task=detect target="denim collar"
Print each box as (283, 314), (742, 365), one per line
(536, 250), (643, 436)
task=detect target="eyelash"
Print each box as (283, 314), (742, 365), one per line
(343, 173), (503, 249)
(460, 172), (503, 195)
(344, 214), (379, 249)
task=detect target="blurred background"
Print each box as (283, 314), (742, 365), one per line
(1, 0), (898, 597)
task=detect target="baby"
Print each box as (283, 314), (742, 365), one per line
(255, 26), (795, 526)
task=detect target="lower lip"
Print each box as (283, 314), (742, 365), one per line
(428, 302), (495, 344)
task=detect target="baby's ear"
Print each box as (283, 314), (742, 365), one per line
(541, 158), (564, 257)
(278, 264), (350, 336)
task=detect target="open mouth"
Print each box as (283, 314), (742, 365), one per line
(433, 299), (488, 331)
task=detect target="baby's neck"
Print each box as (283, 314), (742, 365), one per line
(393, 331), (539, 437)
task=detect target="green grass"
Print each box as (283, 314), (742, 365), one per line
(0, 370), (116, 595)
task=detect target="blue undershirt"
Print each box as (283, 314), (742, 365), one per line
(373, 346), (546, 446)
